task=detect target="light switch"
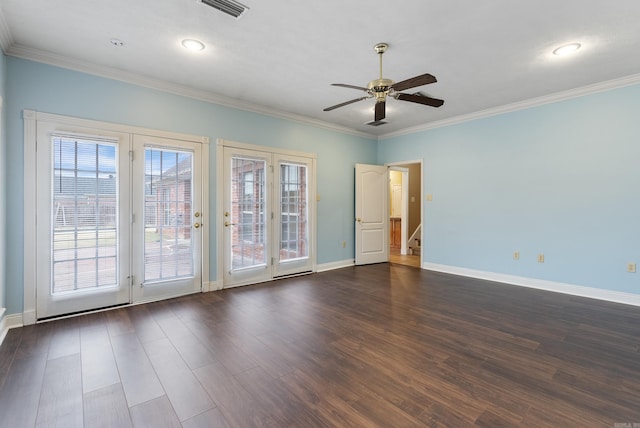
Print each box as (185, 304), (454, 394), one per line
(426, 194), (433, 202)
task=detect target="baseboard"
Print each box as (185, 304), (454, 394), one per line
(423, 262), (640, 307)
(317, 259), (355, 272)
(23, 309), (36, 326)
(0, 312), (24, 347)
(202, 281), (219, 292)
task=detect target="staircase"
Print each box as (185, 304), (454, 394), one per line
(408, 224), (421, 256)
(409, 238), (421, 256)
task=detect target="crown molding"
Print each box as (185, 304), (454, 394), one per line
(8, 44), (640, 143)
(379, 73), (640, 140)
(6, 44), (375, 140)
(0, 8), (14, 54)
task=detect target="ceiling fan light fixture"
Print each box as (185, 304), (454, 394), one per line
(553, 42), (581, 56)
(182, 39), (205, 51)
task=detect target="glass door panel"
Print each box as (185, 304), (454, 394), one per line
(231, 157), (266, 270)
(143, 148), (194, 282)
(222, 145), (315, 287)
(273, 155), (314, 277)
(223, 147), (272, 287)
(132, 135), (202, 303)
(36, 127), (130, 319)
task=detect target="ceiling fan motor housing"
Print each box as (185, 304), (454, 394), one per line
(368, 78), (394, 102)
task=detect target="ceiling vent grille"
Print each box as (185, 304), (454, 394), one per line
(200, 0), (249, 18)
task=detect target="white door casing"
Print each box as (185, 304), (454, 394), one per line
(355, 163), (389, 265)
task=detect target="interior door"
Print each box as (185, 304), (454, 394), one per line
(131, 135), (203, 303)
(36, 125), (131, 319)
(355, 163), (389, 265)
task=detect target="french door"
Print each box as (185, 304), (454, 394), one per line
(221, 144), (315, 288)
(35, 121), (204, 319)
(36, 125), (131, 318)
(131, 135), (203, 303)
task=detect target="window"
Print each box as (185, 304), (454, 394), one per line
(51, 136), (119, 293)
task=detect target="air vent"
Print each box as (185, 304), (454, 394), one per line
(365, 120), (388, 127)
(200, 0), (249, 18)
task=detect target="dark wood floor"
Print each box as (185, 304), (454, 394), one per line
(1, 264), (640, 427)
(390, 247), (421, 268)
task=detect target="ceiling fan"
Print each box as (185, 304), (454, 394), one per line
(323, 43), (444, 122)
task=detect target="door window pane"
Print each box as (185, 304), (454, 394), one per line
(144, 148), (194, 282)
(231, 157), (266, 269)
(51, 137), (118, 293)
(279, 162), (308, 261)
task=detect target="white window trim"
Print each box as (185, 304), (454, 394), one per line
(23, 110), (209, 324)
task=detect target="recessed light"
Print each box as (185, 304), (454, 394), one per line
(553, 43), (581, 56)
(182, 39), (205, 51)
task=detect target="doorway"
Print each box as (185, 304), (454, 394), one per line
(218, 140), (316, 288)
(31, 113), (208, 320)
(388, 162), (422, 268)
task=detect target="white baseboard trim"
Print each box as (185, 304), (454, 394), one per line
(423, 262), (640, 307)
(317, 259), (355, 273)
(0, 312), (24, 347)
(202, 281), (219, 292)
(23, 309), (36, 326)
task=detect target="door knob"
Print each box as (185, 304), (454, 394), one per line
(224, 221), (236, 227)
(193, 223), (200, 229)
(356, 217), (362, 223)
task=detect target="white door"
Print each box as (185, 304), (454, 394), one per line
(222, 147), (273, 287)
(355, 163), (389, 265)
(131, 135), (203, 303)
(36, 126), (131, 318)
(222, 145), (315, 288)
(273, 154), (315, 278)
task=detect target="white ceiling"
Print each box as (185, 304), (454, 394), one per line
(2, 0), (640, 137)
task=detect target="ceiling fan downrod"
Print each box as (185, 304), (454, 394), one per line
(369, 43), (393, 103)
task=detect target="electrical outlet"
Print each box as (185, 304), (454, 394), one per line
(341, 241), (346, 248)
(627, 263), (636, 273)
(513, 251), (520, 260)
(537, 254), (545, 263)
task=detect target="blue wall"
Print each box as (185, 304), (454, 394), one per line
(4, 55), (640, 316)
(379, 85), (640, 294)
(4, 57), (377, 315)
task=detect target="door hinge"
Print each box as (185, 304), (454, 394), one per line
(270, 165), (274, 173)
(128, 275), (134, 287)
(271, 212), (274, 220)
(130, 213), (135, 223)
(271, 257), (274, 266)
(129, 150), (134, 161)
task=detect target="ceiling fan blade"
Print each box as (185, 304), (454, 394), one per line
(323, 96), (369, 112)
(396, 93), (444, 108)
(391, 73), (437, 92)
(375, 101), (386, 121)
(331, 83), (369, 91)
